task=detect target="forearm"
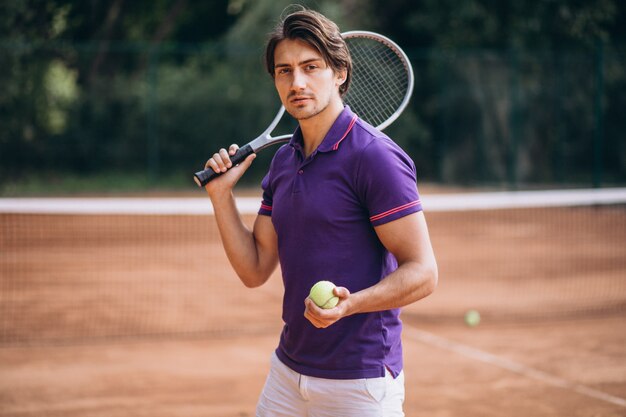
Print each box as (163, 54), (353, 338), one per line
(304, 258), (437, 329)
(348, 260), (438, 315)
(210, 191), (273, 287)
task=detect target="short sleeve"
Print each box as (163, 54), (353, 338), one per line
(356, 137), (422, 227)
(258, 172), (273, 216)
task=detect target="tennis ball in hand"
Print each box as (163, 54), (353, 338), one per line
(309, 281), (339, 309)
(464, 309), (481, 327)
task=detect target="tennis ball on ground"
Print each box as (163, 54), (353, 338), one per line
(464, 309), (481, 327)
(309, 281), (339, 309)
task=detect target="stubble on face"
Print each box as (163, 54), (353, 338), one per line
(273, 39), (339, 122)
(286, 91), (330, 121)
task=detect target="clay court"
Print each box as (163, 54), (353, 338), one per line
(1, 193), (625, 416)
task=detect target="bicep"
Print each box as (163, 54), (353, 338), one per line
(374, 211), (436, 266)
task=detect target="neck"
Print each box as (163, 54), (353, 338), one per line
(299, 98), (344, 158)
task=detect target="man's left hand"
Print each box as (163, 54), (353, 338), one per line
(304, 286), (351, 328)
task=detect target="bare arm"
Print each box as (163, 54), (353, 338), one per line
(304, 210), (437, 328)
(205, 145), (279, 288)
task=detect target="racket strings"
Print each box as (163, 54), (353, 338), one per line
(344, 36), (410, 129)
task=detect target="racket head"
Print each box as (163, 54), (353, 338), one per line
(254, 30), (414, 150)
(194, 30), (414, 187)
(342, 31), (414, 131)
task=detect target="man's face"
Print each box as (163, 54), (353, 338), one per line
(273, 38), (345, 121)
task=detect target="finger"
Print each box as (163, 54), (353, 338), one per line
(306, 297), (339, 317)
(218, 148), (232, 169)
(228, 144), (239, 155)
(205, 157), (221, 174)
(334, 286), (350, 299)
(312, 319), (328, 329)
(209, 151), (228, 171)
(304, 299), (323, 323)
(204, 158), (214, 171)
(304, 298), (338, 328)
(305, 297), (323, 314)
(304, 309), (327, 328)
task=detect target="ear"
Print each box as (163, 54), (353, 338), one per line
(335, 69), (347, 86)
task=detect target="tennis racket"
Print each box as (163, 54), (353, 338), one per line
(193, 30), (414, 187)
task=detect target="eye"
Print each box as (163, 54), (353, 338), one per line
(276, 67), (291, 76)
(305, 64), (318, 71)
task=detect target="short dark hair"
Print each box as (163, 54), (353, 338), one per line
(264, 9), (352, 96)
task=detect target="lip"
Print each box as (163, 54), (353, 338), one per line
(289, 95), (313, 104)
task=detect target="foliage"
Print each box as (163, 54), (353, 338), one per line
(1, 0), (624, 193)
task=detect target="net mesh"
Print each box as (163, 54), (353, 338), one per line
(1, 189), (625, 345)
(408, 204), (626, 323)
(343, 34), (411, 129)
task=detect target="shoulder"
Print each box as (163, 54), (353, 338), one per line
(347, 120), (418, 197)
(350, 119), (415, 171)
(350, 118), (386, 147)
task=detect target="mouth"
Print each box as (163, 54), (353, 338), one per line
(289, 95), (313, 105)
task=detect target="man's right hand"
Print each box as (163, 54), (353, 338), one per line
(204, 144), (256, 197)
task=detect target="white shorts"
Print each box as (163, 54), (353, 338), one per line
(256, 352), (405, 417)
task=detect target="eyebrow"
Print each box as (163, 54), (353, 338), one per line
(274, 58), (325, 69)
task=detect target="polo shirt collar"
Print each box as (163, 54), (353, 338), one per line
(289, 106), (358, 154)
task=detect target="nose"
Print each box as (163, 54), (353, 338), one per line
(291, 68), (306, 91)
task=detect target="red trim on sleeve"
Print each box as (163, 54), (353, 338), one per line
(260, 204), (273, 212)
(369, 200), (421, 222)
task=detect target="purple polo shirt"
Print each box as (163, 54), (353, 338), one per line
(258, 106), (422, 380)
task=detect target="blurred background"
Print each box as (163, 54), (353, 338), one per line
(1, 0), (624, 195)
(1, 2), (625, 416)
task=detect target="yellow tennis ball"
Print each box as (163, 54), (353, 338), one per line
(309, 281), (339, 309)
(464, 309), (481, 327)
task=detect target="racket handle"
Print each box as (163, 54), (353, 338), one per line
(193, 144), (255, 187)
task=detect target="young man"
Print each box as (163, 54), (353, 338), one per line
(204, 8), (437, 417)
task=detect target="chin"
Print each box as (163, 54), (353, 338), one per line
(288, 108), (318, 121)
(290, 104), (330, 121)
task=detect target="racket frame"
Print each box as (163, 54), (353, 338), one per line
(194, 31), (414, 187)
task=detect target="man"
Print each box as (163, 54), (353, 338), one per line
(203, 8), (437, 416)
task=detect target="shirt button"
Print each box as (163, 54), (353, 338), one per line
(298, 170), (304, 175)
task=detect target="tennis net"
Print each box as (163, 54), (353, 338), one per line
(1, 188), (625, 345)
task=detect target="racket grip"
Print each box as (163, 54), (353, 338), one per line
(193, 144), (255, 187)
